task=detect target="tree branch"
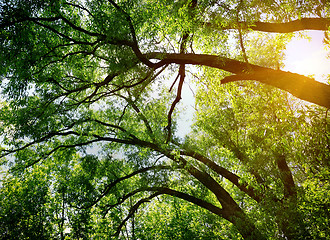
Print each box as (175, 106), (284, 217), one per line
(110, 186), (224, 237)
(83, 165), (175, 209)
(0, 16), (60, 29)
(149, 53), (330, 108)
(165, 0), (196, 142)
(148, 187), (224, 216)
(58, 14), (103, 37)
(32, 20), (97, 45)
(107, 0), (155, 67)
(166, 64), (185, 143)
(276, 154), (297, 199)
(181, 149), (261, 202)
(207, 18), (330, 33)
(221, 72), (330, 109)
(112, 192), (159, 237)
(161, 152), (239, 212)
(117, 95), (156, 142)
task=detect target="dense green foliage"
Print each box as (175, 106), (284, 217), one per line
(0, 0), (330, 239)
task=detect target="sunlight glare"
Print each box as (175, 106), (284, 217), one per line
(283, 31), (330, 83)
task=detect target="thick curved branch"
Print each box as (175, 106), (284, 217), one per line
(221, 72), (330, 109)
(105, 186), (224, 219)
(149, 187), (224, 216)
(161, 151), (239, 212)
(150, 188), (265, 240)
(149, 53), (330, 108)
(181, 149), (261, 202)
(185, 161), (238, 210)
(85, 165), (175, 209)
(111, 186), (224, 237)
(276, 154), (297, 199)
(158, 155), (266, 240)
(151, 52), (269, 73)
(207, 18), (330, 33)
(247, 18), (330, 33)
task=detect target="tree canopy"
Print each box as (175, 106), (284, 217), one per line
(0, 0), (330, 239)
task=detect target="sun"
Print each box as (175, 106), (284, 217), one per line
(284, 31), (330, 83)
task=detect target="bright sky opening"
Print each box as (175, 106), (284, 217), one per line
(283, 31), (330, 83)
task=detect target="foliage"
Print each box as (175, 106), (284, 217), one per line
(0, 0), (330, 239)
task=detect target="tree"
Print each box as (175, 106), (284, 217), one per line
(0, 166), (53, 239)
(0, 0), (329, 239)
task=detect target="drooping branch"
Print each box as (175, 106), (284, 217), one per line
(23, 139), (103, 169)
(57, 14), (101, 37)
(220, 130), (266, 185)
(32, 20), (99, 46)
(117, 94), (156, 142)
(166, 64), (185, 143)
(150, 53), (330, 108)
(0, 129), (78, 159)
(0, 16), (60, 29)
(63, 2), (95, 19)
(1, 122), (150, 169)
(165, 0), (196, 143)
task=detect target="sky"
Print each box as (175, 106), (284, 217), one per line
(283, 30), (330, 83)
